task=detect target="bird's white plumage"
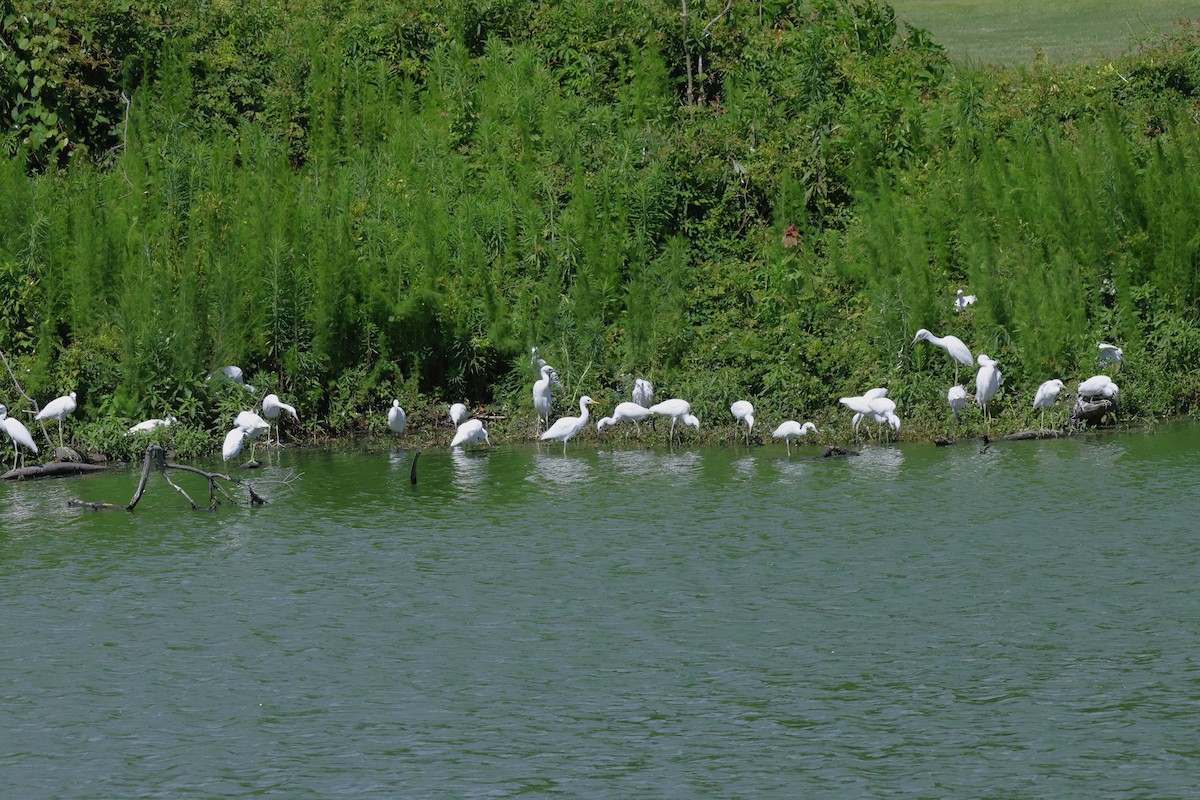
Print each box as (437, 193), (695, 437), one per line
(235, 411), (269, 439)
(772, 420), (817, 454)
(35, 390), (77, 449)
(451, 418), (490, 448)
(1098, 342), (1124, 366)
(648, 398), (696, 442)
(596, 402), (653, 431)
(912, 328), (974, 381)
(222, 428), (246, 461)
(128, 416), (176, 434)
(261, 393), (298, 445)
(632, 378), (654, 409)
(954, 290), (977, 312)
(36, 391), (77, 423)
(974, 354), (1002, 417)
(730, 400), (755, 443)
(450, 403), (469, 426)
(262, 394), (298, 422)
(730, 401), (754, 428)
(208, 365), (256, 393)
(387, 400), (407, 435)
(533, 364), (556, 429)
(540, 396), (594, 446)
(947, 385), (968, 421)
(1078, 375), (1119, 401)
(1033, 379), (1065, 410)
(0, 404), (38, 470)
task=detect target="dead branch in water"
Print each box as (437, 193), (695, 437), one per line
(68, 445), (289, 511)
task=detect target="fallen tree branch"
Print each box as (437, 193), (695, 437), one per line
(4, 462), (107, 480)
(68, 444), (273, 511)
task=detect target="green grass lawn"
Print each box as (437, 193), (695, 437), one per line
(889, 0), (1199, 64)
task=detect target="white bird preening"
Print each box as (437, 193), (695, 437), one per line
(1098, 342), (1124, 368)
(230, 410), (270, 463)
(1077, 375), (1119, 402)
(911, 328), (974, 382)
(954, 289), (977, 313)
(1032, 379), (1066, 429)
(772, 420), (817, 455)
(632, 378), (654, 409)
(127, 416), (177, 435)
(532, 364), (557, 431)
(450, 418), (490, 449)
(947, 385), (969, 423)
(449, 403), (469, 427)
(540, 396), (595, 451)
(0, 404), (38, 471)
(730, 400), (755, 445)
(596, 402), (653, 435)
(974, 354), (1001, 423)
(261, 393), (299, 445)
(35, 390), (77, 450)
(387, 400), (407, 435)
(648, 398), (698, 444)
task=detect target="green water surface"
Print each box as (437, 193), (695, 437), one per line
(2, 425), (1198, 798)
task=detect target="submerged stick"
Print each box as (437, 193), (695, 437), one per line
(410, 451), (420, 485)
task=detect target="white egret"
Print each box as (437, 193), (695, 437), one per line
(208, 365), (256, 393)
(868, 396), (899, 437)
(0, 404), (38, 471)
(596, 402), (653, 435)
(532, 364), (557, 431)
(681, 413), (701, 432)
(128, 416), (176, 435)
(450, 403), (469, 426)
(35, 390), (77, 450)
(450, 418), (490, 449)
(222, 428), (247, 462)
(911, 328), (974, 382)
(838, 394), (875, 436)
(772, 420), (817, 455)
(1098, 342), (1124, 367)
(1078, 375), (1119, 402)
(234, 410), (270, 461)
(540, 396), (595, 451)
(261, 394), (299, 445)
(974, 354), (1001, 422)
(387, 400), (407, 435)
(530, 347), (547, 373)
(1032, 379), (1066, 429)
(730, 400), (755, 444)
(632, 378), (654, 409)
(954, 289), (977, 313)
(947, 385), (968, 423)
(648, 398), (695, 444)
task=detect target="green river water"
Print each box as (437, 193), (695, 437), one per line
(2, 424), (1198, 798)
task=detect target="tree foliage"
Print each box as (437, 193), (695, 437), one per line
(2, 0), (1199, 451)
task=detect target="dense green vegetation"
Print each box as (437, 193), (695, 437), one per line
(2, 0), (1199, 458)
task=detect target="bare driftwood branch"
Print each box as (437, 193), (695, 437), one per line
(68, 445), (274, 511)
(5, 462), (107, 480)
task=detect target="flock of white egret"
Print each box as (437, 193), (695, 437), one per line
(0, 297), (1126, 470)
